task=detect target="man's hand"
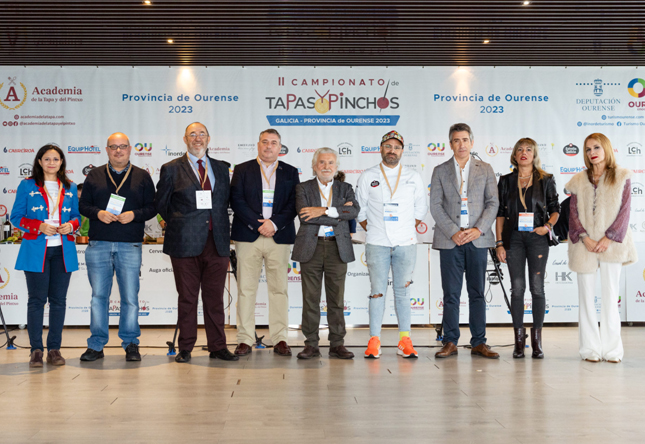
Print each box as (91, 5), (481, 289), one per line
(451, 231), (466, 246)
(343, 201), (353, 206)
(415, 219), (422, 227)
(98, 210), (118, 224)
(359, 220), (367, 231)
(258, 219), (276, 237)
(593, 236), (613, 253)
(582, 236), (598, 252)
(39, 222), (58, 236)
(117, 211), (135, 224)
(299, 207), (326, 221)
(459, 228), (481, 245)
(57, 222), (73, 235)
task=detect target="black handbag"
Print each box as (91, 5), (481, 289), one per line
(544, 177), (559, 247)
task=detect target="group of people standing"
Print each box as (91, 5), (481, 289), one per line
(10, 121), (636, 367)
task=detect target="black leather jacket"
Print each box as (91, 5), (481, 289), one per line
(497, 170), (560, 249)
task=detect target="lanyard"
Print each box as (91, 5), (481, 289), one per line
(380, 163), (402, 199)
(106, 163), (133, 196)
(518, 173), (533, 211)
(257, 158), (278, 188)
(318, 181), (333, 207)
(188, 155), (209, 190)
(43, 181), (63, 218)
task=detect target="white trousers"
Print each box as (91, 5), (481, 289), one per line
(577, 262), (623, 361)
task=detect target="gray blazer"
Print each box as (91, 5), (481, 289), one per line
(430, 156), (499, 249)
(292, 178), (360, 263)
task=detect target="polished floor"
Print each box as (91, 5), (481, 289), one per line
(0, 325), (644, 444)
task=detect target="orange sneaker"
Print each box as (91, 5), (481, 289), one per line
(397, 336), (418, 358)
(364, 336), (381, 359)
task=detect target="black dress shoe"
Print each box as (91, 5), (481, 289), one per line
(175, 350), (191, 363)
(125, 343), (141, 361)
(297, 345), (321, 359)
(329, 345), (355, 359)
(80, 348), (104, 362)
(210, 348), (239, 361)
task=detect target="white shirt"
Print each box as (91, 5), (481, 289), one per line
(454, 156), (471, 228)
(44, 180), (62, 247)
(356, 162), (428, 247)
(257, 158), (279, 232)
(186, 152), (216, 189)
(316, 178), (339, 237)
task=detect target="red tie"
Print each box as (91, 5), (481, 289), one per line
(198, 159), (213, 230)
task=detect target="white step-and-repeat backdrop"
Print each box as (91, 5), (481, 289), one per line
(1, 66), (644, 325)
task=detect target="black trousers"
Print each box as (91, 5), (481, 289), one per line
(170, 232), (229, 352)
(300, 239), (348, 348)
(506, 230), (549, 329)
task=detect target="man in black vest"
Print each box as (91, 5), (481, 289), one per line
(155, 122), (238, 363)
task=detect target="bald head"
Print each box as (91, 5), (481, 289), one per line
(105, 132), (132, 171)
(183, 122), (211, 158)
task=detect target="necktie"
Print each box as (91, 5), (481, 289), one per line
(198, 159), (213, 230)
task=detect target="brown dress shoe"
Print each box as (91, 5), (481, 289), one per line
(297, 345), (321, 359)
(29, 349), (44, 368)
(329, 345), (354, 359)
(273, 341), (292, 356)
(234, 343), (252, 356)
(435, 342), (458, 358)
(471, 343), (500, 359)
(46, 349), (66, 366)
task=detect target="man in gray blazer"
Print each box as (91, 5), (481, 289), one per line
(292, 148), (360, 359)
(430, 123), (500, 359)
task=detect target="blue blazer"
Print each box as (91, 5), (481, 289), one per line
(230, 159), (299, 244)
(10, 178), (81, 273)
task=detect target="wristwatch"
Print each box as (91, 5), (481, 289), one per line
(324, 207), (329, 216)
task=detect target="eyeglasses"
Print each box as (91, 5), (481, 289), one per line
(382, 144), (403, 151)
(107, 145), (129, 151)
(188, 133), (208, 139)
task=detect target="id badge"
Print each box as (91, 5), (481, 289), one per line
(323, 226), (334, 237)
(262, 189), (275, 208)
(44, 218), (60, 241)
(383, 202), (399, 222)
(196, 190), (212, 209)
(518, 212), (534, 232)
(106, 194), (126, 215)
(460, 197), (468, 215)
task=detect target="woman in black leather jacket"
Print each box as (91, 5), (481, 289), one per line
(495, 138), (560, 359)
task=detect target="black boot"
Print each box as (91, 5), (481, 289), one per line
(513, 327), (526, 359)
(531, 328), (544, 359)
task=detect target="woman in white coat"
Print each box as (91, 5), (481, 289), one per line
(566, 133), (637, 363)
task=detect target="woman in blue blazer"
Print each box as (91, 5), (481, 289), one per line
(10, 144), (80, 367)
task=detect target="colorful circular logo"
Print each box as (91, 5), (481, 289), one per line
(628, 78), (645, 98)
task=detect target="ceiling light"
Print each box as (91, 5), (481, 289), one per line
(144, 0), (151, 4)
(523, 1), (530, 5)
(483, 40), (490, 44)
(167, 39), (174, 44)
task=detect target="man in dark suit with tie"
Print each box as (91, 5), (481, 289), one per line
(230, 129), (299, 357)
(292, 148), (359, 359)
(155, 122), (238, 363)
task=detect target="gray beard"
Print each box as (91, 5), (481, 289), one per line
(383, 156), (399, 167)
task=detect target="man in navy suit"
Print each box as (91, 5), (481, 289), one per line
(230, 129), (299, 357)
(156, 122), (238, 363)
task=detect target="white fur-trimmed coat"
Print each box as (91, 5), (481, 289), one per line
(566, 167), (637, 273)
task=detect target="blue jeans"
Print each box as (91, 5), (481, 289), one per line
(439, 242), (488, 347)
(85, 241), (142, 350)
(365, 243), (417, 337)
(24, 246), (71, 352)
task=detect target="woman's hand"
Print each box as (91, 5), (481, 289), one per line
(57, 223), (73, 235)
(496, 245), (507, 263)
(39, 222), (58, 236)
(533, 226), (549, 236)
(593, 236), (613, 253)
(582, 236), (598, 253)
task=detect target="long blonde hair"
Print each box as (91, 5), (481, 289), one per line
(510, 137), (547, 180)
(583, 133), (617, 185)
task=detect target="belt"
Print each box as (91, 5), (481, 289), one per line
(317, 236), (336, 241)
